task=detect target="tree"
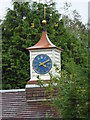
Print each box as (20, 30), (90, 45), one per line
(53, 61), (88, 119)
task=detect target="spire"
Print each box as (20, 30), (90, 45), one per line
(26, 31), (55, 50)
(26, 0), (63, 51)
(26, 31), (62, 51)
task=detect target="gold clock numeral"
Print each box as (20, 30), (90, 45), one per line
(34, 63), (37, 66)
(36, 67), (38, 71)
(41, 70), (44, 74)
(47, 62), (51, 65)
(37, 57), (40, 60)
(34, 64), (37, 69)
(46, 66), (50, 69)
(34, 60), (36, 62)
(44, 56), (46, 60)
(46, 70), (48, 73)
(38, 68), (40, 72)
(34, 68), (37, 71)
(40, 55), (43, 59)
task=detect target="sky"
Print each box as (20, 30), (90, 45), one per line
(0, 0), (89, 25)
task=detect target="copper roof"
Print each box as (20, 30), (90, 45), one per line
(26, 30), (62, 51)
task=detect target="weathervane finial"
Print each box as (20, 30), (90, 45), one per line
(42, 0), (46, 28)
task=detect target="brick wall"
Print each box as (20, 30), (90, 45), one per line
(26, 87), (58, 101)
(25, 86), (60, 118)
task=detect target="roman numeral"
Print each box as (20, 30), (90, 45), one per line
(37, 57), (40, 60)
(40, 55), (43, 59)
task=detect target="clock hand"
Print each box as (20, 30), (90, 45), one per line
(39, 62), (43, 66)
(39, 62), (46, 68)
(39, 59), (50, 67)
(43, 59), (50, 64)
(43, 64), (46, 68)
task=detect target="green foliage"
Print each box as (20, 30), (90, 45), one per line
(41, 60), (88, 119)
(58, 62), (88, 118)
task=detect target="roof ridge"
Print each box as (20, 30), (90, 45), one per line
(0, 89), (25, 93)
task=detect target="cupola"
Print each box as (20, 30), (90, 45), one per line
(25, 3), (62, 89)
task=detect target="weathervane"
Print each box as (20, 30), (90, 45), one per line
(42, 0), (46, 29)
(31, 0), (58, 29)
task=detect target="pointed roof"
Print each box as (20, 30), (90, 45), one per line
(26, 30), (62, 51)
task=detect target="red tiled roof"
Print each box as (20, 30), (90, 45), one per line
(26, 30), (62, 51)
(0, 89), (60, 119)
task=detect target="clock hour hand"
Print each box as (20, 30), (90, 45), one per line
(39, 62), (46, 68)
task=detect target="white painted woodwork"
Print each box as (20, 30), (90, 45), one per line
(29, 48), (61, 81)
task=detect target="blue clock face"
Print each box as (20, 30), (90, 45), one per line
(33, 54), (52, 74)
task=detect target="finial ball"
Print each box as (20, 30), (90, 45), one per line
(42, 20), (46, 25)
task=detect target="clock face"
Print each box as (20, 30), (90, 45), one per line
(33, 54), (52, 74)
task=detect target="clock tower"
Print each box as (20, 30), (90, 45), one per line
(26, 30), (62, 83)
(25, 5), (62, 89)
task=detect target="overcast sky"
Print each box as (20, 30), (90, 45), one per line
(0, 0), (89, 24)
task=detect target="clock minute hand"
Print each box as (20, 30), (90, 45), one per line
(43, 59), (50, 64)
